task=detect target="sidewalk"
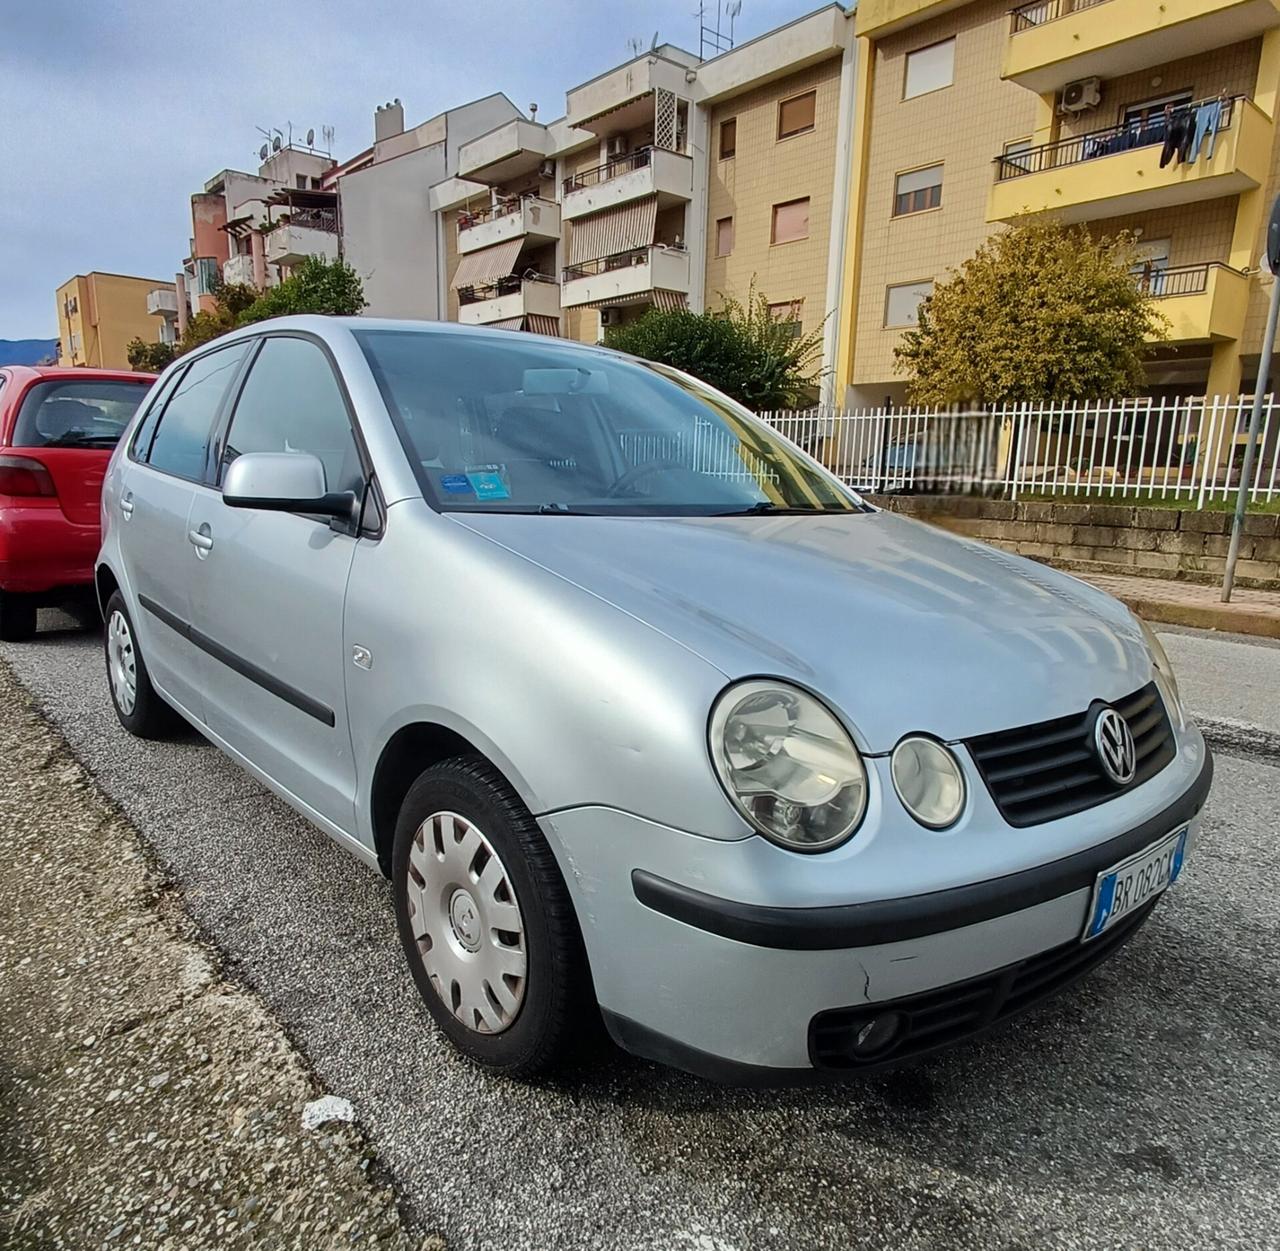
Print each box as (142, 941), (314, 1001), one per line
(1081, 572), (1280, 640)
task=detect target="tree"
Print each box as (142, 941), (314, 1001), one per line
(604, 284), (825, 410)
(894, 218), (1169, 407)
(125, 337), (177, 372)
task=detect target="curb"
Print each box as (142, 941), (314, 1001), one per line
(1105, 592), (1280, 641)
(1197, 714), (1280, 762)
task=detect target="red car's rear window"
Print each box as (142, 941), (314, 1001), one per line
(12, 379), (152, 450)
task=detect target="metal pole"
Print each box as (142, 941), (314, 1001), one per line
(1222, 271), (1280, 601)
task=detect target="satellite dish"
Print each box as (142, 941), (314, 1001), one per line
(259, 144), (269, 161)
(650, 30), (659, 49)
(271, 135), (282, 152)
(306, 127), (315, 147)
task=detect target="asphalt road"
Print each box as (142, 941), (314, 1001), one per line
(3, 619), (1278, 1251)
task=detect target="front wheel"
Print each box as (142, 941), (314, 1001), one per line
(104, 592), (181, 739)
(392, 755), (593, 1076)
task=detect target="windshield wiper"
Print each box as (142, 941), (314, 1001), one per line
(537, 502), (594, 514)
(42, 431), (118, 448)
(714, 502), (831, 516)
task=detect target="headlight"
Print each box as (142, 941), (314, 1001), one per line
(709, 680), (867, 851)
(890, 736), (966, 829)
(1139, 617), (1183, 717)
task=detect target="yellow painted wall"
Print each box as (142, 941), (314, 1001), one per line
(55, 272), (172, 370)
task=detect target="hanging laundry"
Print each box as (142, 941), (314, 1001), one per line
(1159, 107), (1191, 168)
(1189, 94), (1228, 162)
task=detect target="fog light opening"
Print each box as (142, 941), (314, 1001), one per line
(851, 1010), (906, 1059)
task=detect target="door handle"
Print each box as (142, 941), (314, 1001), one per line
(188, 526), (214, 554)
(120, 492), (134, 520)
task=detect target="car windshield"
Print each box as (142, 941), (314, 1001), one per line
(13, 378), (151, 449)
(354, 329), (866, 516)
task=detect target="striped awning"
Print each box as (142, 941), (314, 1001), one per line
(486, 317), (524, 331)
(584, 289), (687, 312)
(450, 237), (523, 290)
(524, 314), (561, 336)
(652, 289), (688, 312)
(569, 196), (657, 265)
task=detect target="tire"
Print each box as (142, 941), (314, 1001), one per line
(103, 591), (181, 739)
(392, 754), (593, 1076)
(0, 591), (37, 642)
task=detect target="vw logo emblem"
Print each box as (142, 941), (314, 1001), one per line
(1094, 707), (1136, 786)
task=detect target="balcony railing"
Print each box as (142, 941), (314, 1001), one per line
(564, 147), (662, 194)
(995, 95), (1242, 181)
(1009, 0), (1112, 34)
(458, 195), (555, 234)
(280, 206), (338, 234)
(562, 244), (686, 282)
(458, 272), (557, 305)
(1136, 261), (1241, 298)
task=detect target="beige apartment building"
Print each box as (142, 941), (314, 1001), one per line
(55, 272), (177, 370)
(425, 5), (858, 397)
(838, 0), (1280, 405)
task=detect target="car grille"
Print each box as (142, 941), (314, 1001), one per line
(966, 682), (1175, 828)
(808, 900), (1155, 1070)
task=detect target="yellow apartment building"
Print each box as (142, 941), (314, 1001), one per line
(838, 0), (1280, 405)
(55, 272), (177, 370)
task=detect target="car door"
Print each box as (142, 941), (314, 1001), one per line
(185, 333), (367, 835)
(116, 342), (251, 721)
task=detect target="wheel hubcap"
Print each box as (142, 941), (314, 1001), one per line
(107, 610), (137, 715)
(404, 811), (527, 1035)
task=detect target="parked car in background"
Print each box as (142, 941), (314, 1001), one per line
(0, 366), (155, 640)
(96, 318), (1210, 1081)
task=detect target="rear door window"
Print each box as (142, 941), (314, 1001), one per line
(144, 343), (249, 481)
(12, 379), (152, 449)
(128, 365), (187, 461)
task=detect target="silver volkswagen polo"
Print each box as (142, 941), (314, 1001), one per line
(97, 317), (1211, 1081)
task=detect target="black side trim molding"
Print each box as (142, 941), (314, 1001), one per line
(138, 593), (336, 727)
(632, 748), (1213, 951)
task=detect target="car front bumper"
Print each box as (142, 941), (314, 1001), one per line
(541, 740), (1213, 1082)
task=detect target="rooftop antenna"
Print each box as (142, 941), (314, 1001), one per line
(626, 34), (645, 56)
(698, 0), (740, 59)
(650, 30), (660, 50)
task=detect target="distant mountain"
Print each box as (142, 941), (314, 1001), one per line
(0, 339), (58, 366)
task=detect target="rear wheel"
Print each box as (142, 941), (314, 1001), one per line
(104, 592), (180, 739)
(392, 755), (593, 1076)
(0, 592), (37, 642)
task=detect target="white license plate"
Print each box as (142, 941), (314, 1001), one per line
(1082, 827), (1188, 942)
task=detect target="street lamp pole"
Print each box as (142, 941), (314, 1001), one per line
(1223, 195), (1280, 603)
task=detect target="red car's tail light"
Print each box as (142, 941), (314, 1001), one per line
(0, 454), (57, 497)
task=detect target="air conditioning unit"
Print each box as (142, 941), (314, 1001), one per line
(599, 307), (621, 327)
(538, 159), (556, 180)
(1060, 77), (1102, 114)
(606, 135), (629, 158)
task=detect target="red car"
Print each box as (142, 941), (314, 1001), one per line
(0, 366), (156, 640)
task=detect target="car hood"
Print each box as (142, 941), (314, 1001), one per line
(453, 508), (1154, 751)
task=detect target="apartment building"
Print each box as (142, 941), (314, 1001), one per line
(838, 0), (1280, 404)
(55, 272), (177, 369)
(427, 5), (857, 394)
(181, 143), (337, 318)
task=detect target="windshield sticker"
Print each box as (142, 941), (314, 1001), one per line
(466, 471), (510, 501)
(440, 474), (473, 494)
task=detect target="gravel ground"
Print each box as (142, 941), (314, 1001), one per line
(3, 617), (1279, 1251)
(0, 660), (423, 1251)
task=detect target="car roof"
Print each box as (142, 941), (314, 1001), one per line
(0, 365), (156, 384)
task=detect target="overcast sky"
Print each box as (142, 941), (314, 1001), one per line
(1, 0), (818, 340)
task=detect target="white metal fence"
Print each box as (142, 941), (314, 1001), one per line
(758, 395), (1280, 505)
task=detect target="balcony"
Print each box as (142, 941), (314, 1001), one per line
(562, 147), (693, 222)
(267, 218), (339, 268)
(457, 118), (554, 183)
(147, 288), (178, 317)
(565, 55), (696, 131)
(988, 95), (1272, 223)
(560, 246), (690, 308)
(223, 255), (256, 287)
(1004, 0), (1280, 94)
(458, 196), (561, 255)
(457, 274), (561, 328)
(1142, 262), (1250, 343)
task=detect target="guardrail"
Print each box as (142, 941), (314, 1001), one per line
(757, 395), (1280, 505)
(1137, 261), (1242, 298)
(563, 147), (659, 193)
(458, 195), (556, 233)
(1009, 0), (1112, 34)
(457, 272), (556, 305)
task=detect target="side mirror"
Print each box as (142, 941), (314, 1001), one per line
(222, 451), (357, 523)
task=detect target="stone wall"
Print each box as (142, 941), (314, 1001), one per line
(867, 495), (1280, 591)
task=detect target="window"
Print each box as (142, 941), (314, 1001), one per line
(1123, 92), (1192, 127)
(771, 197), (810, 245)
(884, 281), (933, 328)
(719, 118), (736, 160)
(145, 342), (249, 480)
(296, 174), (308, 189)
(716, 216), (734, 257)
(13, 379), (151, 450)
(904, 38), (955, 100)
(768, 300), (804, 340)
(777, 91), (817, 140)
(130, 366), (187, 460)
(1001, 137), (1034, 176)
(222, 336), (363, 496)
(893, 164), (943, 216)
